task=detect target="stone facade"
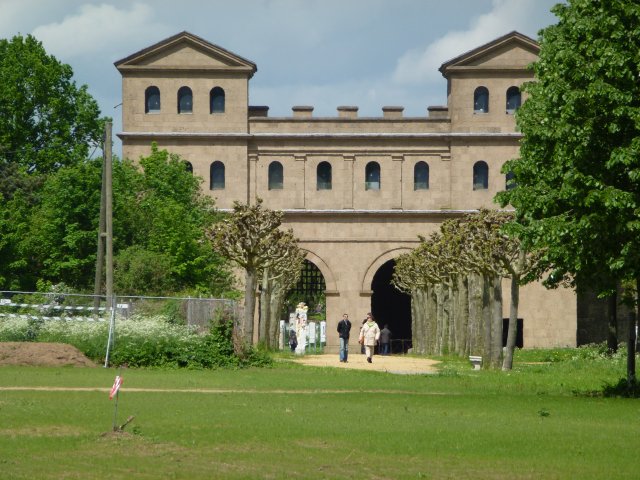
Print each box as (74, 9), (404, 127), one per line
(116, 31), (578, 351)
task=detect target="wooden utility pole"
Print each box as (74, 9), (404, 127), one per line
(93, 121), (114, 309)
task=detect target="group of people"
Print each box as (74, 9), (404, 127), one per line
(337, 313), (391, 364)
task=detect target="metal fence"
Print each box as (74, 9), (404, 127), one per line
(0, 290), (237, 332)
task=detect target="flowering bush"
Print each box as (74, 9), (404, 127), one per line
(0, 314), (271, 368)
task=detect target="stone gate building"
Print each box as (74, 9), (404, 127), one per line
(115, 30), (579, 351)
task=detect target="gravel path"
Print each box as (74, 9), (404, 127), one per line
(291, 353), (440, 374)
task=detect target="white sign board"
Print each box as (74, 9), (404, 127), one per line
(320, 321), (326, 343)
(308, 321), (316, 343)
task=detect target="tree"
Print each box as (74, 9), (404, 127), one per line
(498, 0), (640, 385)
(0, 34), (103, 174)
(258, 236), (305, 348)
(2, 146), (233, 296)
(209, 199), (303, 345)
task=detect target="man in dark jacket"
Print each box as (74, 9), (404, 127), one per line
(337, 313), (352, 362)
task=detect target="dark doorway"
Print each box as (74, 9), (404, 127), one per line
(371, 259), (412, 353)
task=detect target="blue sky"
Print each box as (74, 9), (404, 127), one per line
(0, 0), (561, 156)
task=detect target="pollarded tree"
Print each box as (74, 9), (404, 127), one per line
(209, 199), (303, 345)
(0, 34), (103, 174)
(497, 0), (640, 384)
(259, 232), (305, 348)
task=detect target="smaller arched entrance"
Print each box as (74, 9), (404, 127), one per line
(371, 259), (411, 353)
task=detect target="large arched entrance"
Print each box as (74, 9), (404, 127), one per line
(371, 259), (411, 353)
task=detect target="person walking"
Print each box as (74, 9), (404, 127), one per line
(359, 318), (367, 354)
(359, 313), (380, 363)
(379, 324), (392, 355)
(288, 329), (298, 353)
(337, 313), (352, 363)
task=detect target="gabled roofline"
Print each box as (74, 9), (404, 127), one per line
(439, 31), (539, 77)
(114, 31), (257, 77)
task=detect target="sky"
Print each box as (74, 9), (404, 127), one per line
(0, 0), (561, 156)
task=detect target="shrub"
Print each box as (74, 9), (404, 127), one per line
(0, 313), (271, 369)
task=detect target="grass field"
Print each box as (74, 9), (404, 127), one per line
(1, 349), (639, 479)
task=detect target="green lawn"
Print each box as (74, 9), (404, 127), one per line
(1, 350), (639, 479)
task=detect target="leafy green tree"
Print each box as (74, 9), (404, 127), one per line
(2, 145), (233, 296)
(497, 0), (640, 384)
(0, 34), (103, 174)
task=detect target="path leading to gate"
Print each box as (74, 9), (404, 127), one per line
(291, 353), (440, 375)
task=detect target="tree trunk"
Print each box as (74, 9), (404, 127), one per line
(490, 274), (504, 369)
(467, 274), (483, 356)
(268, 286), (285, 348)
(481, 274), (492, 366)
(435, 284), (445, 355)
(243, 269), (258, 344)
(607, 290), (618, 354)
(258, 271), (270, 346)
(627, 310), (636, 387)
(502, 273), (520, 371)
(456, 276), (469, 356)
(427, 286), (438, 354)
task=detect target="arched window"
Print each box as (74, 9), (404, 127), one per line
(178, 86), (193, 114)
(505, 171), (516, 190)
(268, 161), (283, 190)
(473, 161), (489, 190)
(145, 86), (160, 113)
(365, 161), (381, 190)
(210, 87), (225, 113)
(414, 161), (429, 190)
(474, 86), (489, 113)
(184, 161), (193, 174)
(210, 161), (225, 190)
(316, 161), (332, 190)
(506, 86), (521, 113)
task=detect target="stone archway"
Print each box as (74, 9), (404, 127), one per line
(370, 259), (412, 353)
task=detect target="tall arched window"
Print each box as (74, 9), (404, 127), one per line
(505, 171), (516, 190)
(317, 161), (332, 190)
(474, 86), (489, 113)
(506, 86), (521, 113)
(473, 161), (489, 190)
(365, 161), (381, 190)
(210, 87), (225, 113)
(268, 161), (284, 190)
(178, 86), (193, 114)
(414, 161), (429, 190)
(145, 86), (160, 113)
(184, 161), (193, 173)
(210, 161), (225, 190)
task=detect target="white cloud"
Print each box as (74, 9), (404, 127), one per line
(32, 3), (170, 59)
(392, 0), (544, 85)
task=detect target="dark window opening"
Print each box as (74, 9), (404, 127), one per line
(210, 161), (225, 190)
(268, 161), (283, 190)
(145, 86), (160, 113)
(365, 161), (380, 190)
(473, 161), (489, 190)
(178, 86), (193, 114)
(317, 161), (332, 190)
(474, 86), (489, 113)
(210, 87), (225, 113)
(414, 161), (429, 190)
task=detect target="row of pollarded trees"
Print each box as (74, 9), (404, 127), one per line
(392, 209), (539, 370)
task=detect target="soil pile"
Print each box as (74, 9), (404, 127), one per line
(0, 342), (96, 367)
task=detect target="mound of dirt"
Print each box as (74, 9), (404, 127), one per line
(0, 342), (96, 367)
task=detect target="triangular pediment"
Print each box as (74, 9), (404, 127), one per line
(115, 31), (257, 76)
(439, 31), (539, 76)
